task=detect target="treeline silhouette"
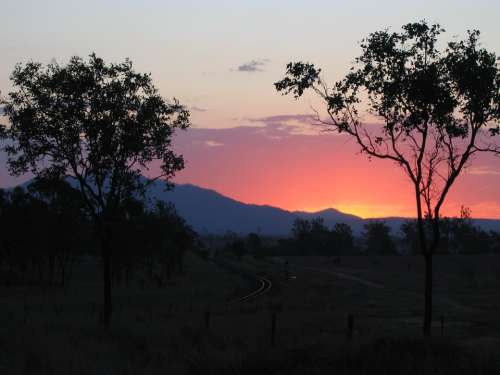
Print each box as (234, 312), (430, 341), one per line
(401, 217), (500, 255)
(215, 216), (500, 258)
(0, 180), (89, 286)
(213, 218), (355, 257)
(284, 218), (355, 256)
(0, 178), (196, 288)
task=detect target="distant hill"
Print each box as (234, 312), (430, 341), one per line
(146, 182), (364, 236)
(146, 182), (500, 236)
(148, 182), (500, 236)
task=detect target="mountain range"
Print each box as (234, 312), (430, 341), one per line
(147, 182), (500, 236)
(148, 182), (362, 235)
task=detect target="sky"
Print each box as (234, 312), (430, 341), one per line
(1, 0), (500, 218)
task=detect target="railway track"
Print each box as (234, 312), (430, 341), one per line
(228, 276), (272, 304)
(210, 258), (273, 304)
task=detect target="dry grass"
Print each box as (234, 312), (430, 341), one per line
(2, 253), (500, 374)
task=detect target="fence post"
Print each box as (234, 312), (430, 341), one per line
(347, 313), (354, 340)
(271, 312), (277, 347)
(23, 294), (27, 324)
(205, 310), (211, 329)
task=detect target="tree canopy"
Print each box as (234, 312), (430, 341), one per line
(363, 221), (396, 255)
(0, 53), (190, 220)
(276, 23), (500, 232)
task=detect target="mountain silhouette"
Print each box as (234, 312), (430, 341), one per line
(146, 182), (364, 235)
(147, 182), (500, 236)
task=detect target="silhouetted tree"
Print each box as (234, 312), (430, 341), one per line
(309, 218), (330, 254)
(436, 217), (453, 254)
(0, 54), (190, 324)
(28, 177), (87, 285)
(0, 183), (87, 286)
(275, 21), (500, 335)
(489, 231), (500, 254)
(135, 201), (195, 285)
(400, 220), (419, 255)
(246, 233), (265, 258)
(449, 207), (490, 254)
(363, 221), (396, 255)
(1, 187), (39, 283)
(332, 223), (355, 254)
(291, 218), (312, 255)
(230, 240), (247, 258)
(220, 231), (247, 258)
(291, 217), (330, 255)
(402, 207), (492, 255)
(0, 189), (7, 273)
(290, 218), (354, 255)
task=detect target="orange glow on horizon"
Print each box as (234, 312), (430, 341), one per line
(160, 125), (500, 220)
(303, 203), (414, 219)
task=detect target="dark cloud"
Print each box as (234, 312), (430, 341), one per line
(248, 114), (317, 125)
(234, 59), (269, 73)
(191, 106), (208, 112)
(246, 113), (321, 135)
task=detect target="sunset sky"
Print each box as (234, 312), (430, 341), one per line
(1, 0), (500, 218)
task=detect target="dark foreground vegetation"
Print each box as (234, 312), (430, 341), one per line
(3, 251), (500, 374)
(0, 180), (195, 289)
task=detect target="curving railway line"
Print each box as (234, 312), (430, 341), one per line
(228, 276), (272, 304)
(210, 257), (273, 304)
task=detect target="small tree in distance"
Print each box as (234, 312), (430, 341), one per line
(332, 223), (355, 254)
(363, 221), (396, 255)
(275, 21), (500, 335)
(0, 54), (190, 325)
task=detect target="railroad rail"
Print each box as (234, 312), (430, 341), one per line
(210, 257), (273, 304)
(228, 276), (272, 304)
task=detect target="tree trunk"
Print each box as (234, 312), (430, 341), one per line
(178, 248), (185, 274)
(101, 224), (112, 325)
(423, 216), (441, 336)
(37, 260), (43, 284)
(60, 259), (65, 287)
(49, 255), (55, 286)
(125, 265), (130, 288)
(414, 187), (433, 336)
(148, 258), (153, 283)
(423, 252), (433, 336)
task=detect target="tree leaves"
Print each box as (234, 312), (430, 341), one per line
(0, 54), (190, 219)
(274, 62), (321, 99)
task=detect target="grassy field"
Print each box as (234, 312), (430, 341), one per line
(2, 252), (500, 374)
(279, 255), (500, 338)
